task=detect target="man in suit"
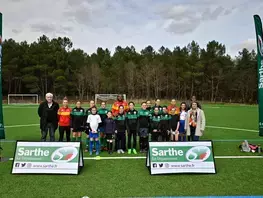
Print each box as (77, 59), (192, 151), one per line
(38, 93), (59, 141)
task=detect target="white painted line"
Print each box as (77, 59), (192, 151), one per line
(5, 124), (39, 128)
(8, 156), (263, 161)
(206, 126), (258, 133)
(3, 123), (259, 133)
(214, 156), (263, 159)
(3, 106), (38, 108)
(2, 139), (263, 143)
(4, 139), (263, 143)
(84, 156), (146, 160)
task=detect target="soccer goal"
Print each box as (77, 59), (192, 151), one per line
(7, 94), (39, 105)
(95, 94), (127, 105)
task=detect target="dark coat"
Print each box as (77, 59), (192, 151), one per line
(104, 118), (116, 134)
(38, 100), (59, 131)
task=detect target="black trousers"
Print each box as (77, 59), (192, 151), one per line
(41, 122), (56, 142)
(116, 132), (126, 150)
(151, 132), (160, 141)
(59, 126), (71, 142)
(139, 128), (149, 150)
(161, 130), (169, 141)
(127, 129), (137, 149)
(188, 126), (200, 141)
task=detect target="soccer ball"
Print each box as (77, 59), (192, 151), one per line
(82, 196), (89, 198)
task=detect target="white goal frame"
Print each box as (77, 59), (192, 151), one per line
(95, 94), (127, 105)
(8, 94), (39, 105)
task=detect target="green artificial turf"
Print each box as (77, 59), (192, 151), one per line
(0, 104), (263, 198)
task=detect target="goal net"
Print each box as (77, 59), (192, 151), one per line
(8, 94), (39, 105)
(95, 94), (127, 106)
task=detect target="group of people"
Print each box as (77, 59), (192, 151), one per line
(38, 93), (206, 156)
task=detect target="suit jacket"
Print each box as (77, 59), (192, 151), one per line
(38, 100), (59, 130)
(185, 108), (206, 136)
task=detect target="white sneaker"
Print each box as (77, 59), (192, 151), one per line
(120, 149), (125, 154)
(117, 149), (121, 154)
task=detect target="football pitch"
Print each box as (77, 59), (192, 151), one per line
(1, 104), (263, 198)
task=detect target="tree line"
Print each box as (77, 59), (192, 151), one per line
(1, 35), (258, 103)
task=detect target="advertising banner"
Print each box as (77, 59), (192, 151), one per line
(12, 141), (84, 175)
(146, 141), (216, 175)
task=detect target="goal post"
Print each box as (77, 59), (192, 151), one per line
(8, 94), (39, 105)
(95, 94), (127, 106)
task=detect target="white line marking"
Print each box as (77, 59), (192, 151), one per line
(214, 156), (263, 159)
(2, 139), (263, 143)
(84, 156), (146, 160)
(5, 124), (39, 128)
(206, 126), (258, 133)
(3, 123), (259, 133)
(8, 156), (263, 161)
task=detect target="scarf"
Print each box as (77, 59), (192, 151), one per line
(189, 109), (198, 127)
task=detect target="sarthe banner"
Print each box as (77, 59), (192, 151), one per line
(146, 141), (216, 175)
(254, 15), (263, 136)
(0, 13), (5, 139)
(12, 141), (84, 174)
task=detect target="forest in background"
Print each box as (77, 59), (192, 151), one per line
(1, 35), (258, 103)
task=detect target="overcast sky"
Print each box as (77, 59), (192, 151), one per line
(1, 0), (263, 57)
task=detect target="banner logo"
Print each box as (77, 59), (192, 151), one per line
(258, 35), (263, 57)
(51, 147), (78, 163)
(185, 146), (211, 162)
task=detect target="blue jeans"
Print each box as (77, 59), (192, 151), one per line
(189, 126), (200, 141)
(41, 122), (55, 142)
